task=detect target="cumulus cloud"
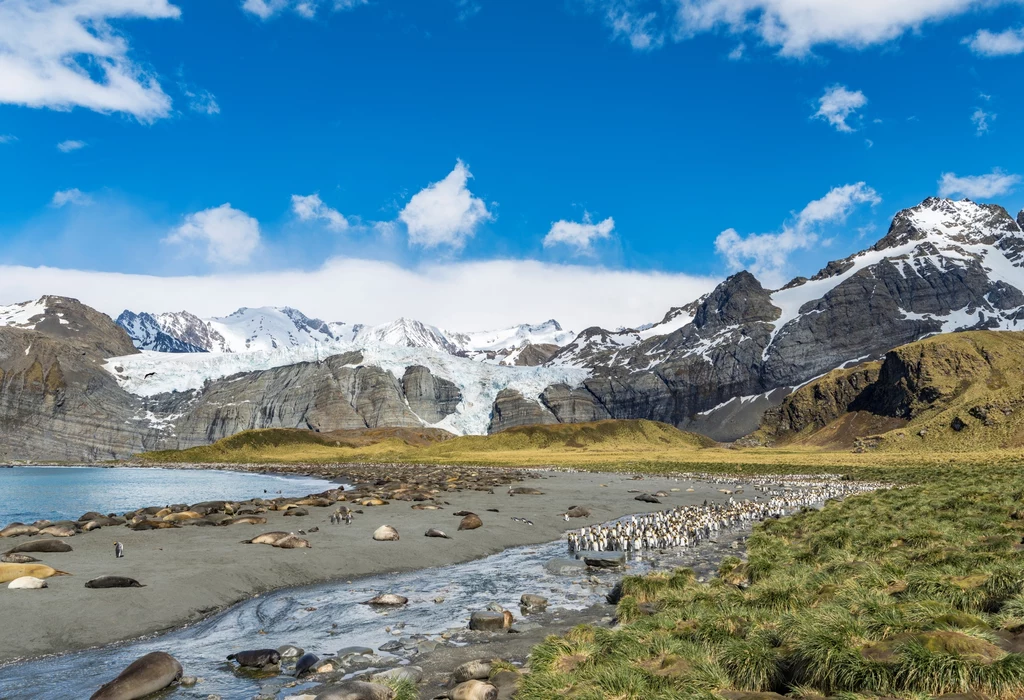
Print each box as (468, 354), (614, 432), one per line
(399, 160), (493, 249)
(715, 182), (880, 287)
(291, 193), (349, 231)
(164, 204), (262, 265)
(938, 170), (1022, 199)
(972, 108), (995, 135)
(963, 27), (1024, 56)
(814, 85), (867, 133)
(242, 0), (367, 19)
(544, 214), (615, 254)
(50, 188), (92, 208)
(57, 139), (87, 153)
(0, 0), (179, 121)
(584, 0), (1021, 56)
(0, 259), (718, 334)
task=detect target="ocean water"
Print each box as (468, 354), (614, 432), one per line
(0, 466), (336, 525)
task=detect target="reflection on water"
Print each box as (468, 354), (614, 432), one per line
(0, 525), (749, 700)
(0, 467), (335, 525)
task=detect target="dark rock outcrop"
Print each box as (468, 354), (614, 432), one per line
(401, 366), (461, 423)
(487, 389), (557, 433)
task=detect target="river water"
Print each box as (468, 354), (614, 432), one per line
(0, 524), (750, 700)
(0, 466), (336, 525)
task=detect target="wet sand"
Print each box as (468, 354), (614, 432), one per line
(0, 470), (742, 663)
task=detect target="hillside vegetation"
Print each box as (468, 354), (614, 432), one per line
(758, 330), (1024, 453)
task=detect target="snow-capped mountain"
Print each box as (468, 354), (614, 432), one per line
(115, 311), (207, 353)
(356, 318), (461, 355)
(447, 320), (574, 353)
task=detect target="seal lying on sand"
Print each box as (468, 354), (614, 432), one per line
(5, 539), (73, 554)
(85, 576), (145, 589)
(8, 576), (48, 589)
(372, 525), (399, 541)
(0, 523), (40, 538)
(90, 651), (183, 700)
(1, 552), (39, 563)
(424, 528), (451, 539)
(0, 563), (70, 584)
(458, 514), (483, 531)
(227, 649), (281, 669)
(243, 531), (291, 545)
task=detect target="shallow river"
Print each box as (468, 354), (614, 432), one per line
(0, 525), (749, 700)
(0, 466), (335, 525)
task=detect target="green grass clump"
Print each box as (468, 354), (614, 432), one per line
(520, 466), (1024, 699)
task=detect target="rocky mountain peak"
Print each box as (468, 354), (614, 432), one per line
(1, 296), (138, 359)
(876, 197), (1021, 252)
(693, 271), (780, 329)
(1018, 209), (1024, 231)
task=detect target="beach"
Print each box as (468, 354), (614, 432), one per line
(0, 468), (747, 664)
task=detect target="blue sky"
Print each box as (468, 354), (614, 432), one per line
(0, 0), (1022, 329)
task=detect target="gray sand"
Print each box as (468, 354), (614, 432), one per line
(0, 470), (738, 663)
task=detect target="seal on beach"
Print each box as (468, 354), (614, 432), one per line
(314, 680), (395, 700)
(39, 524), (77, 537)
(458, 514), (483, 531)
(220, 516), (268, 526)
(449, 680), (499, 700)
(0, 523), (40, 538)
(424, 528), (451, 539)
(275, 534), (311, 549)
(130, 520), (180, 531)
(372, 525), (400, 541)
(89, 651), (183, 700)
(244, 531), (291, 545)
(1, 552), (39, 563)
(294, 652), (320, 677)
(363, 593), (408, 606)
(411, 504), (442, 510)
(8, 576), (48, 589)
(565, 505), (591, 518)
(0, 563), (71, 583)
(85, 576), (145, 588)
(5, 539), (73, 554)
(634, 494), (661, 504)
(227, 649), (282, 669)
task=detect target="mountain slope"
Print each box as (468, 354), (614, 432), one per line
(756, 330), (1024, 452)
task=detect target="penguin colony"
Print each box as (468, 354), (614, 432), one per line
(567, 481), (877, 554)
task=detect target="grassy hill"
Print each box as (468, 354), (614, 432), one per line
(758, 330), (1024, 453)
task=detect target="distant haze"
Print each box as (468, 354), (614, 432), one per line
(0, 258), (718, 332)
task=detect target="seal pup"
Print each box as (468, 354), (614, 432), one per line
(244, 531), (291, 545)
(363, 593), (408, 606)
(114, 541), (124, 558)
(314, 680), (395, 700)
(86, 576), (145, 588)
(294, 652), (320, 677)
(227, 649), (281, 669)
(1, 552), (39, 563)
(424, 528), (451, 539)
(89, 651), (183, 700)
(275, 534), (311, 549)
(372, 525), (399, 541)
(8, 576), (48, 590)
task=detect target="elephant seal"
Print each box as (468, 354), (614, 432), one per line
(458, 514), (483, 531)
(0, 563), (70, 583)
(449, 680), (498, 700)
(220, 516), (267, 526)
(131, 520), (180, 531)
(372, 525), (399, 541)
(163, 511), (203, 522)
(39, 524), (77, 537)
(82, 521), (104, 532)
(295, 497), (332, 507)
(453, 511), (476, 517)
(90, 651), (183, 700)
(565, 505), (591, 518)
(5, 539), (72, 554)
(246, 531), (290, 545)
(510, 487), (543, 496)
(85, 576), (145, 589)
(363, 593), (408, 606)
(294, 652), (320, 676)
(8, 576), (48, 590)
(315, 680), (395, 700)
(411, 504), (441, 510)
(357, 498), (388, 507)
(275, 535), (311, 549)
(227, 649), (281, 668)
(452, 659), (492, 682)
(283, 508), (308, 517)
(1, 552), (39, 563)
(424, 528), (451, 539)
(79, 511), (105, 522)
(634, 494), (661, 504)
(0, 523), (39, 538)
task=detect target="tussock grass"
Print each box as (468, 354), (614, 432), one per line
(520, 467), (1024, 699)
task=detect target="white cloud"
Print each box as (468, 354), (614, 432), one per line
(715, 182), (880, 287)
(57, 139), (87, 153)
(184, 88), (219, 115)
(972, 108), (995, 135)
(608, 9), (663, 50)
(963, 27), (1024, 56)
(0, 0), (179, 121)
(0, 134), (15, 144)
(0, 259), (718, 333)
(814, 85), (867, 133)
(586, 0), (1022, 56)
(50, 188), (92, 208)
(938, 170), (1022, 199)
(242, 0), (367, 19)
(164, 204), (262, 265)
(291, 193), (349, 231)
(544, 214), (615, 254)
(399, 160), (493, 249)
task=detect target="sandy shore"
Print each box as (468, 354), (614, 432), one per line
(0, 469), (745, 663)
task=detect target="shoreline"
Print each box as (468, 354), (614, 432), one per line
(0, 468), (761, 664)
